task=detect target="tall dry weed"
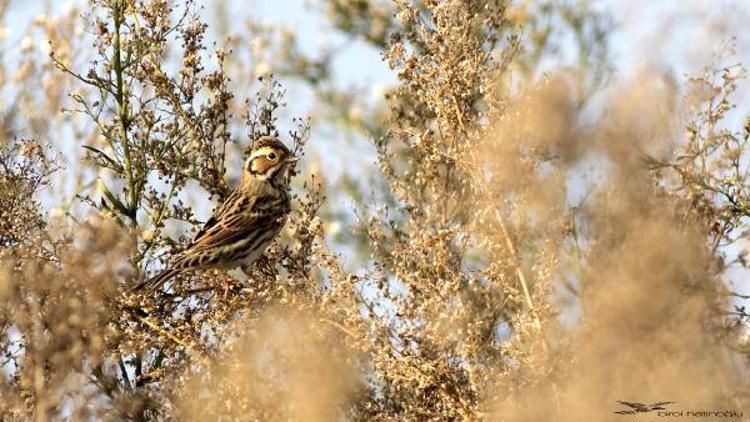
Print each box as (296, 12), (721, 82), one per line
(487, 72), (741, 421)
(0, 1), (747, 421)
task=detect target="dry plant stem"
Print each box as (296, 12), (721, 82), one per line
(134, 314), (208, 360)
(495, 209), (539, 325)
(113, 2), (137, 223)
(319, 317), (359, 340)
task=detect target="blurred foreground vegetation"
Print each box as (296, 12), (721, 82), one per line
(1, 0), (749, 420)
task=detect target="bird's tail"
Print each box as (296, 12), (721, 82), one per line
(131, 269), (179, 292)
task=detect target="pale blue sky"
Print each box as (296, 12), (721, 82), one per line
(6, 0), (748, 102)
(7, 0), (748, 148)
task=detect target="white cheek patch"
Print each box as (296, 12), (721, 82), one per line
(253, 165), (273, 180)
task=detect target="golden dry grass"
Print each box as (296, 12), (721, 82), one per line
(1, 1), (748, 420)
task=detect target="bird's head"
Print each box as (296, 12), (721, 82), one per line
(243, 136), (298, 187)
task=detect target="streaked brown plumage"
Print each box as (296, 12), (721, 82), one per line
(132, 136), (297, 292)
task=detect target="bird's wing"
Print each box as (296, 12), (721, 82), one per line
(617, 401), (645, 409)
(186, 193), (287, 253)
(191, 189), (242, 246)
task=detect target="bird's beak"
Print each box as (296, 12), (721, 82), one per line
(285, 156), (299, 163)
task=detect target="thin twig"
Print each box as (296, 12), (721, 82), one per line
(495, 209), (535, 313)
(134, 314), (207, 359)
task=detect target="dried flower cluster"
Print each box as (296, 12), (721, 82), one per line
(1, 0), (748, 420)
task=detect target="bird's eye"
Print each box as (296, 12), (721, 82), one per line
(268, 152), (278, 160)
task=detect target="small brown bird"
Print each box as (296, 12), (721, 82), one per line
(133, 136), (297, 292)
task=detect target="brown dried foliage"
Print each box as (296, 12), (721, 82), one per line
(1, 0), (748, 421)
